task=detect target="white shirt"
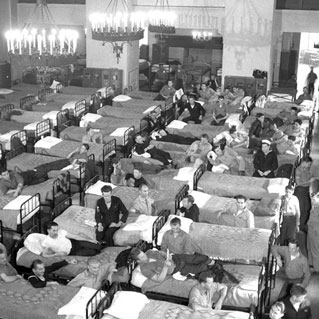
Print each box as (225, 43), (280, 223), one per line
(41, 229), (72, 255)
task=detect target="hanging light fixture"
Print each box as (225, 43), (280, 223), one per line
(148, 0), (176, 34)
(89, 0), (145, 63)
(5, 0), (78, 56)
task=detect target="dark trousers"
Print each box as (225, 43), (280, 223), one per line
(308, 83), (315, 97)
(148, 148), (172, 165)
(294, 186), (311, 230)
(70, 238), (102, 256)
(278, 275), (303, 300)
(96, 226), (120, 246)
(183, 116), (201, 124)
(280, 215), (297, 246)
(211, 114), (226, 126)
(253, 170), (275, 178)
(172, 253), (211, 276)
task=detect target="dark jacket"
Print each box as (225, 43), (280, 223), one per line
(96, 196), (128, 227)
(184, 102), (206, 120)
(249, 119), (263, 138)
(253, 150), (278, 173)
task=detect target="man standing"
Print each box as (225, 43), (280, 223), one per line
(281, 284), (312, 319)
(178, 195), (200, 222)
(280, 185), (300, 246)
(95, 185), (129, 246)
(271, 240), (311, 300)
(253, 139), (278, 178)
(182, 96), (206, 124)
(68, 257), (117, 289)
(129, 184), (157, 216)
(217, 195), (255, 228)
(189, 271), (228, 311)
(161, 217), (200, 255)
(306, 66), (317, 97)
(42, 222), (102, 257)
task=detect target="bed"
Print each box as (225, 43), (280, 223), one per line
(175, 185), (280, 231)
(194, 164), (290, 199)
(0, 279), (81, 319)
(0, 129), (27, 152)
(165, 120), (228, 140)
(22, 119), (51, 141)
(0, 193), (41, 235)
(0, 103), (14, 120)
(87, 283), (250, 319)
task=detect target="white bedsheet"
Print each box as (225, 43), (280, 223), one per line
(42, 110), (59, 126)
(23, 121), (38, 131)
(85, 180), (117, 196)
(166, 120), (187, 130)
(173, 167), (197, 189)
(143, 105), (158, 115)
(79, 113), (102, 127)
(61, 101), (77, 110)
(34, 136), (62, 149)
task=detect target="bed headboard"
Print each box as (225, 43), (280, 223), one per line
(6, 130), (27, 160)
(163, 101), (175, 126)
(102, 139), (116, 181)
(74, 99), (88, 125)
(89, 92), (102, 113)
(18, 193), (41, 235)
(193, 164), (205, 191)
(174, 184), (190, 213)
(86, 282), (121, 319)
(50, 196), (72, 220)
(38, 88), (53, 101)
(0, 104), (14, 120)
(56, 109), (71, 137)
(83, 174), (100, 194)
(20, 95), (36, 110)
(35, 119), (51, 141)
(152, 209), (171, 249)
(52, 171), (71, 208)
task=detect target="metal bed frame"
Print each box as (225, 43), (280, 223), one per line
(89, 91), (103, 113)
(37, 88), (53, 101)
(20, 95), (37, 109)
(1, 193), (42, 236)
(0, 103), (14, 120)
(55, 109), (71, 137)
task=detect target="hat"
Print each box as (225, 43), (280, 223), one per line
(261, 139), (271, 146)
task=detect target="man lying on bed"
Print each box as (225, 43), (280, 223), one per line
(150, 129), (198, 145)
(130, 246), (216, 283)
(0, 166), (48, 197)
(42, 221), (103, 257)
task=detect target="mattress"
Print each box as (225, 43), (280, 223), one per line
(16, 245), (127, 278)
(166, 123), (227, 140)
(0, 279), (79, 319)
(103, 299), (249, 319)
(187, 191), (278, 230)
(150, 140), (190, 153)
(137, 263), (261, 308)
(10, 110), (48, 123)
(0, 130), (21, 151)
(0, 195), (40, 230)
(198, 172), (276, 199)
(59, 126), (115, 144)
(88, 117), (141, 132)
(97, 106), (147, 119)
(7, 153), (61, 171)
(35, 137), (106, 162)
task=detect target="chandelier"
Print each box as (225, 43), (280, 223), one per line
(89, 0), (145, 63)
(148, 0), (176, 34)
(5, 0), (78, 56)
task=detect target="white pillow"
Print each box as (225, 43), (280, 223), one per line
(34, 136), (62, 149)
(225, 113), (241, 127)
(58, 287), (101, 317)
(207, 150), (217, 161)
(24, 121), (39, 131)
(123, 215), (157, 243)
(166, 120), (187, 130)
(0, 130), (19, 143)
(188, 190), (211, 209)
(85, 180), (117, 196)
(267, 177), (289, 195)
(211, 164), (229, 173)
(113, 95), (132, 102)
(103, 291), (149, 319)
(79, 113), (102, 127)
(157, 215), (193, 246)
(131, 265), (148, 288)
(24, 233), (47, 255)
(110, 127), (129, 137)
(42, 110), (59, 126)
(61, 101), (77, 111)
(142, 105), (158, 115)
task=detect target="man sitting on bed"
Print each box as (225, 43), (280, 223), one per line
(189, 271), (228, 311)
(42, 222), (103, 257)
(96, 185), (129, 246)
(161, 217), (201, 255)
(177, 195), (200, 222)
(0, 247), (23, 283)
(185, 134), (212, 168)
(129, 184), (157, 216)
(217, 195), (255, 229)
(82, 127), (103, 144)
(130, 246), (215, 283)
(253, 139), (278, 178)
(68, 257), (117, 289)
(182, 95), (206, 124)
(124, 166), (148, 188)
